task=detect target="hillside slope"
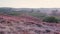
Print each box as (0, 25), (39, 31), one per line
(0, 14), (60, 34)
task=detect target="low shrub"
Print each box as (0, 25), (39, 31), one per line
(43, 16), (58, 23)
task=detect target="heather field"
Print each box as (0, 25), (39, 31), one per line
(0, 8), (60, 34)
(0, 14), (59, 34)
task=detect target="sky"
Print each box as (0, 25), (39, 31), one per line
(0, 0), (60, 8)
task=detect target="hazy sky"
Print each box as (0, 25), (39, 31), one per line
(0, 0), (60, 8)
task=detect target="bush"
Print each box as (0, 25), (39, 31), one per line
(43, 16), (58, 23)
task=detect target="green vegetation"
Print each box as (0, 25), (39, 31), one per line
(28, 13), (47, 19)
(8, 11), (21, 16)
(43, 16), (59, 23)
